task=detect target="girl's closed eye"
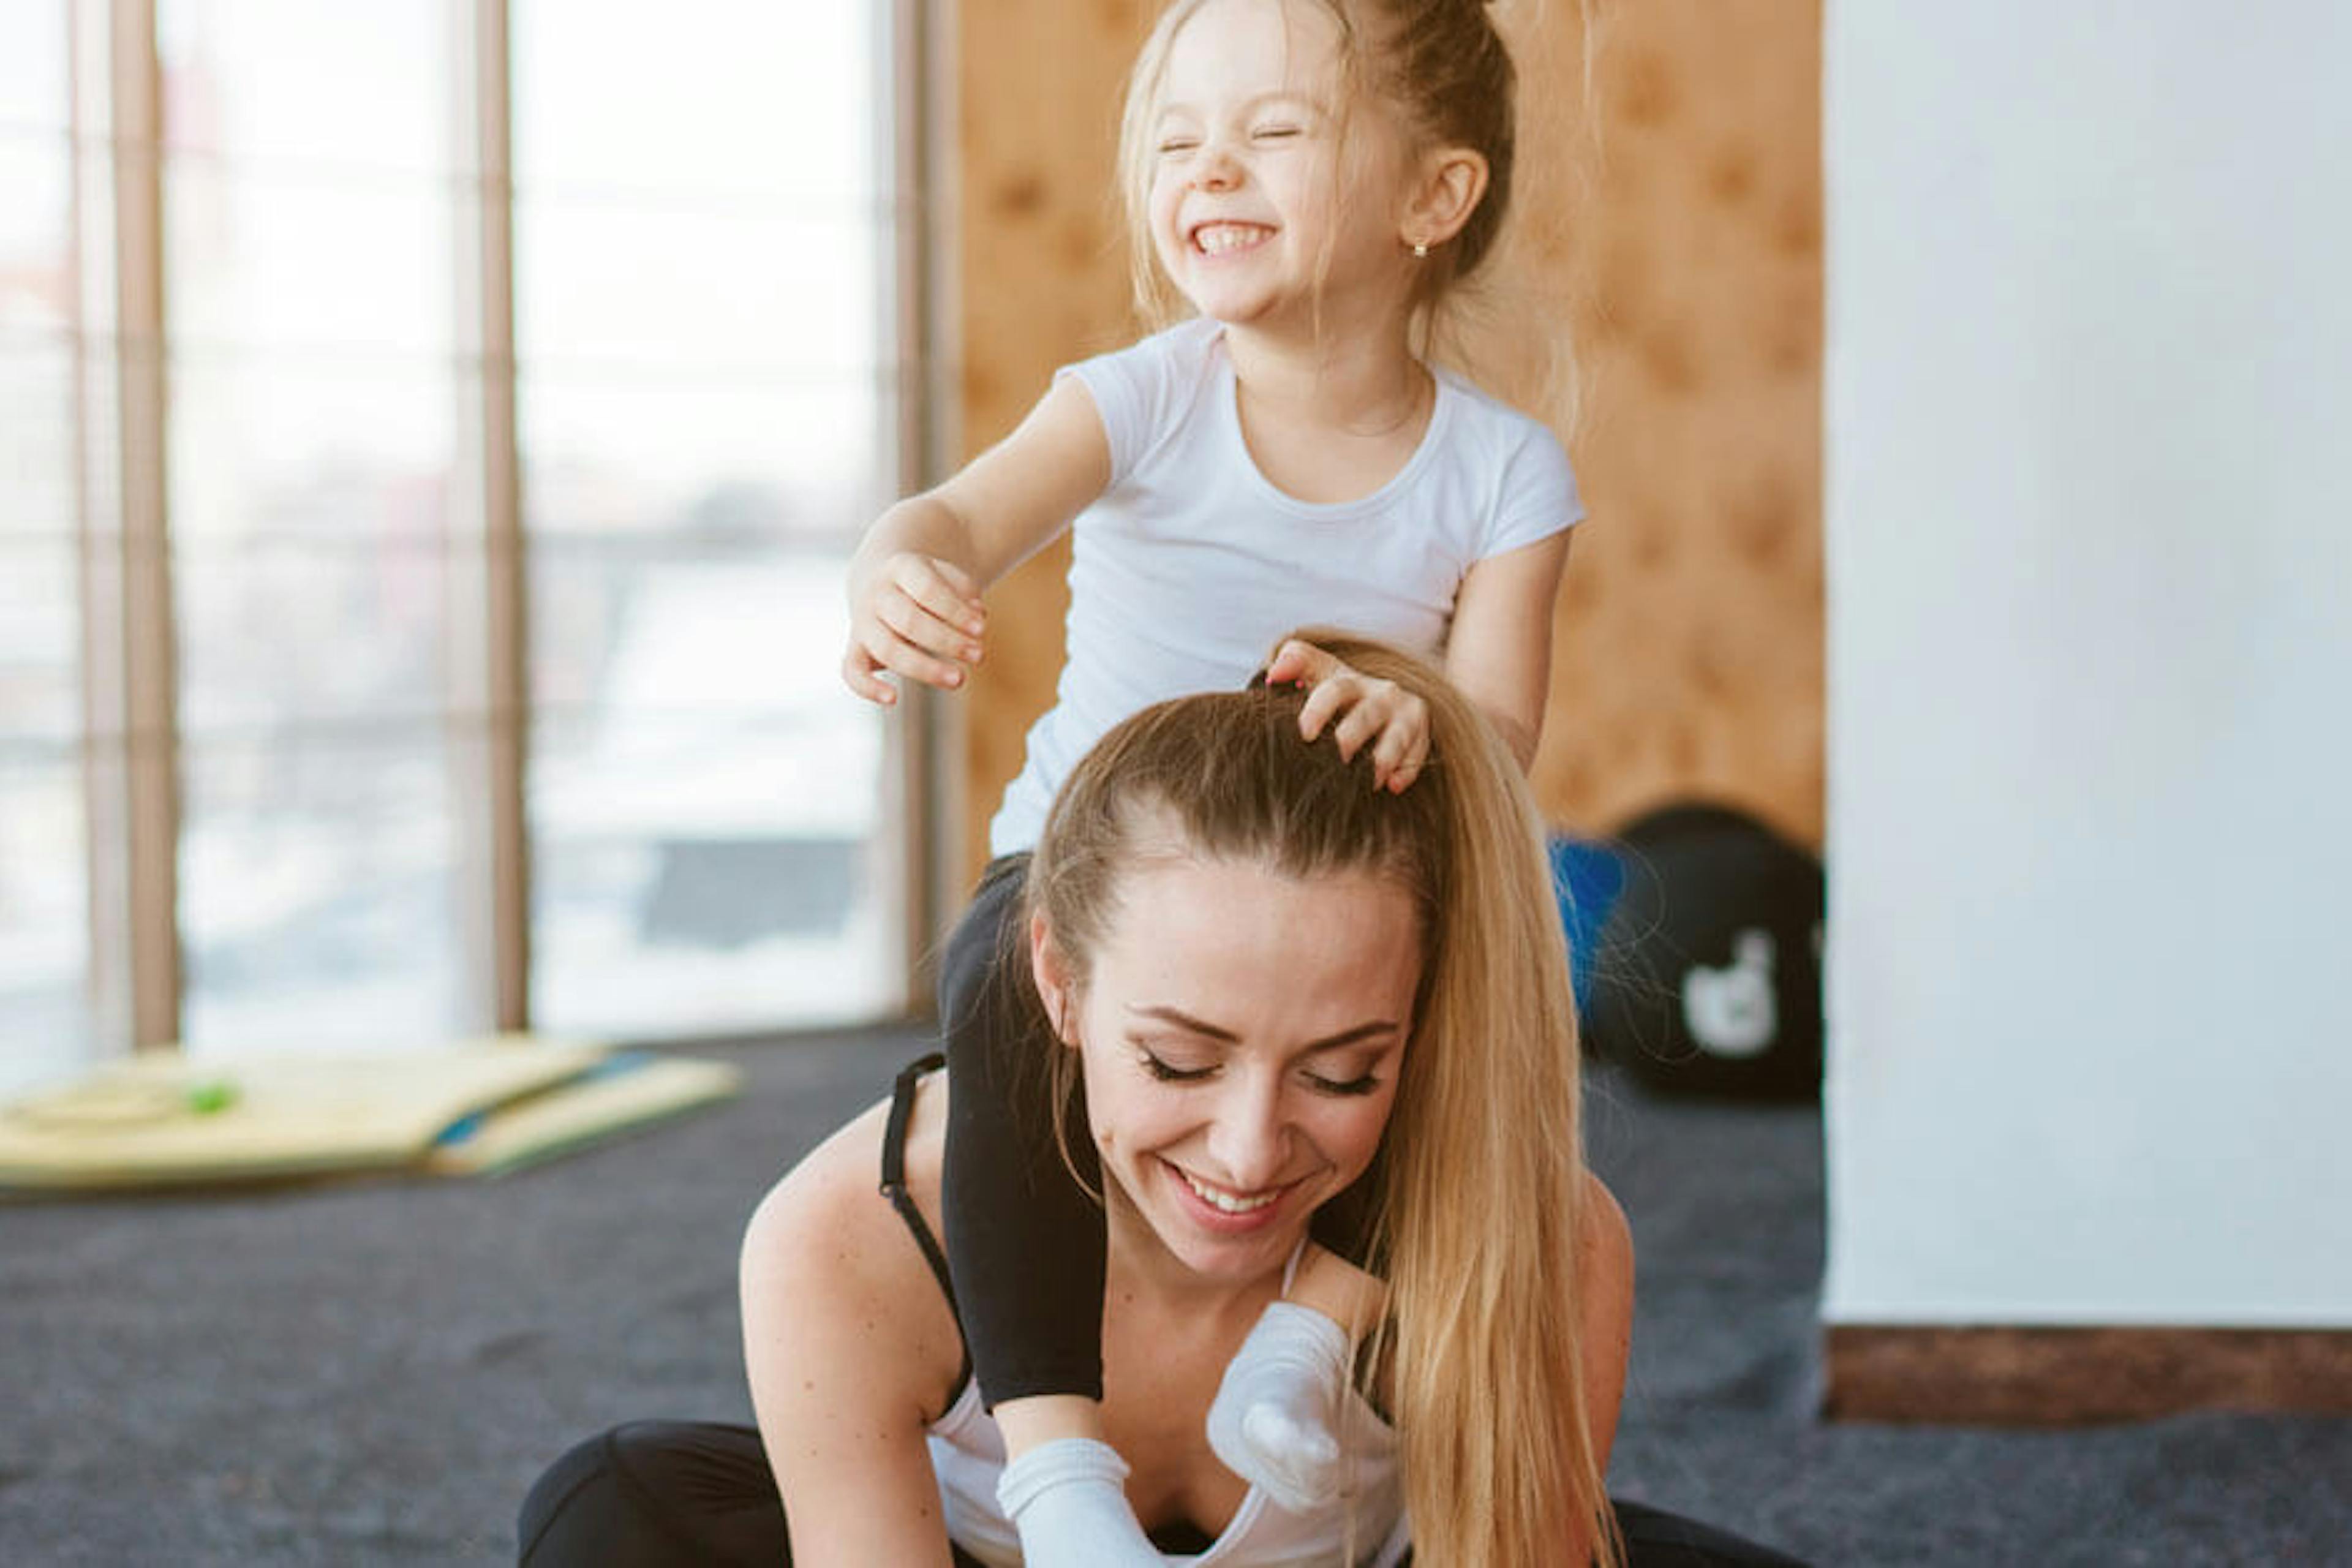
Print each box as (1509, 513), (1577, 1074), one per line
(1250, 123), (1302, 141)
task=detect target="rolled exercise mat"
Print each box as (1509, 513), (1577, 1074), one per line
(0, 1035), (731, 1192)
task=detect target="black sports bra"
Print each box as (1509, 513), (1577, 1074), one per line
(876, 1055), (1221, 1556)
(878, 1052), (973, 1404)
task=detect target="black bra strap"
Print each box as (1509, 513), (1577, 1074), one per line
(880, 1053), (971, 1402)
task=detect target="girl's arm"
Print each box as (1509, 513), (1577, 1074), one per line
(1441, 529), (1574, 772)
(740, 1109), (967, 1567)
(1266, 530), (1571, 790)
(843, 375), (1113, 704)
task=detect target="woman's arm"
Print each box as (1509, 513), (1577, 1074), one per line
(740, 1107), (967, 1567)
(1443, 529), (1574, 772)
(843, 374), (1113, 704)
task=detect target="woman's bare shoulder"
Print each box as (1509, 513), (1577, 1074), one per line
(741, 1073), (962, 1411)
(1578, 1167), (1634, 1287)
(740, 1074), (969, 1561)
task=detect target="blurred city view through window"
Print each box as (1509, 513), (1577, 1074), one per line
(1, 0), (100, 1093)
(0, 0), (901, 1091)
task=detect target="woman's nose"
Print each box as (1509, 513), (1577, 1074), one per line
(1205, 1079), (1290, 1189)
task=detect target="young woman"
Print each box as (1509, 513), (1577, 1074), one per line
(521, 637), (1806, 1566)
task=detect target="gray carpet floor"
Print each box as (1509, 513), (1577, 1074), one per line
(2, 1027), (2345, 1566)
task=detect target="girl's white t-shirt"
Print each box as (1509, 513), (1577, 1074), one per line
(988, 316), (1583, 858)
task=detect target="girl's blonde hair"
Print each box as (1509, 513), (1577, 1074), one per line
(1116, 0), (1523, 362)
(1022, 629), (1623, 1567)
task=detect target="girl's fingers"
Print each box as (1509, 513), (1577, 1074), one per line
(927, 557), (984, 605)
(840, 647), (899, 706)
(858, 616), (967, 690)
(1368, 718), (1416, 786)
(898, 558), (987, 642)
(1296, 676), (1358, 742)
(877, 584), (982, 668)
(1267, 638), (1336, 688)
(842, 551), (982, 703)
(1374, 721), (1430, 793)
(1389, 736), (1430, 793)
(1327, 699), (1387, 763)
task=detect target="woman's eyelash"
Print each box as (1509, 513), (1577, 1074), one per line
(1138, 1047), (1381, 1098)
(1308, 1071), (1381, 1098)
(1139, 1049), (1215, 1082)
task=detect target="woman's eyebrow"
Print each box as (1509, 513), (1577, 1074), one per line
(1128, 1005), (1239, 1042)
(1127, 1006), (1398, 1052)
(1300, 1021), (1401, 1054)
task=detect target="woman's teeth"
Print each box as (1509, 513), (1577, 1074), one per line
(1180, 1169), (1279, 1213)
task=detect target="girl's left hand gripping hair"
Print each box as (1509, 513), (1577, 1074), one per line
(842, 551), (988, 705)
(1267, 638), (1430, 793)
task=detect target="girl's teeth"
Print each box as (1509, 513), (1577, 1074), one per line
(1182, 1170), (1277, 1213)
(1196, 225), (1266, 255)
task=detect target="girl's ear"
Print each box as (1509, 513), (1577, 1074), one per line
(1029, 911), (1078, 1046)
(1401, 145), (1490, 251)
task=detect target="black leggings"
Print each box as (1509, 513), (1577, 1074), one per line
(517, 1420), (1811, 1566)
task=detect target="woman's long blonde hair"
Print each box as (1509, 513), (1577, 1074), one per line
(1023, 630), (1621, 1566)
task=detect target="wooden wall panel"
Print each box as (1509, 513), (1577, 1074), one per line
(1519, 2), (1825, 849)
(954, 0), (1158, 875)
(954, 0), (1823, 878)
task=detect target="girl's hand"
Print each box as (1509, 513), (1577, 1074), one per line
(1267, 638), (1430, 793)
(842, 552), (987, 705)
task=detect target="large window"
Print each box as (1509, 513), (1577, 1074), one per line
(0, 0), (102, 1091)
(162, 0), (473, 1050)
(513, 1), (897, 1036)
(0, 0), (913, 1092)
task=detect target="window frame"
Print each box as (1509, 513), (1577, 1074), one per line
(44, 0), (945, 1055)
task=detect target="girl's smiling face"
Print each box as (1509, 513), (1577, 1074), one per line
(1144, 0), (1415, 333)
(1033, 850), (1421, 1287)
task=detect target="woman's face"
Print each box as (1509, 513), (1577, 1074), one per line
(1034, 851), (1422, 1287)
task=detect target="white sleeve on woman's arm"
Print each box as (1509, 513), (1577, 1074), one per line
(996, 1438), (1176, 1567)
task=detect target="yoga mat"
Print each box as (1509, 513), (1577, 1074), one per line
(0, 1036), (734, 1192)
(426, 1052), (744, 1178)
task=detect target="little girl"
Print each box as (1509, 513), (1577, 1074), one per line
(840, 0), (1579, 1556)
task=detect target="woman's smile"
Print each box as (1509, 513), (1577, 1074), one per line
(1035, 850), (1420, 1283)
(1164, 1157), (1305, 1231)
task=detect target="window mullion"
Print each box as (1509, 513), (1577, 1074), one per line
(454, 0), (530, 1032)
(105, 0), (181, 1050)
(891, 0), (956, 1015)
